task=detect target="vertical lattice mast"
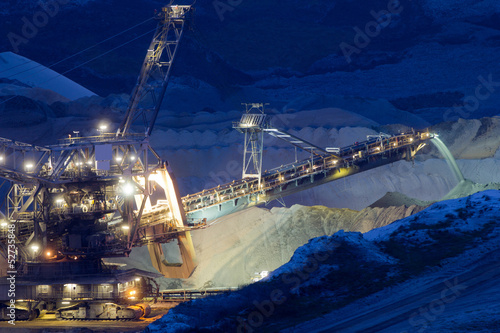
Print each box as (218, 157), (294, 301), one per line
(233, 103), (269, 188)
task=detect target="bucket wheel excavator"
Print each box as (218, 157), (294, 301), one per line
(0, 4), (195, 321)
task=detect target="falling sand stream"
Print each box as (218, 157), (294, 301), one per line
(431, 137), (465, 183)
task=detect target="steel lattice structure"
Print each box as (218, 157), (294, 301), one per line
(117, 5), (193, 137)
(0, 5), (196, 280)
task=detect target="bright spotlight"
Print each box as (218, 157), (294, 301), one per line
(122, 183), (134, 196)
(115, 156), (122, 162)
(46, 251), (51, 257)
(0, 156), (4, 161)
(130, 155), (136, 161)
(25, 163), (34, 170)
(122, 225), (130, 230)
(1, 221), (7, 227)
(31, 244), (39, 252)
(98, 123), (108, 136)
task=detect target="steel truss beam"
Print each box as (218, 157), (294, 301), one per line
(117, 5), (193, 137)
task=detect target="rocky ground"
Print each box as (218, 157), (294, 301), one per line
(147, 190), (500, 332)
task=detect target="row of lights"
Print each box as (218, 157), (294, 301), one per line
(1, 159), (93, 171)
(115, 155), (136, 162)
(65, 122), (111, 139)
(75, 161), (94, 166)
(30, 244), (53, 256)
(31, 244), (72, 260)
(2, 236), (54, 258)
(1, 145), (137, 175)
(14, 156), (134, 172)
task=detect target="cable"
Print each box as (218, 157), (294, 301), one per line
(0, 27), (157, 106)
(57, 28), (156, 79)
(0, 16), (154, 78)
(0, 17), (154, 79)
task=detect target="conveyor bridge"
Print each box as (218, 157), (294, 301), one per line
(140, 128), (433, 228)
